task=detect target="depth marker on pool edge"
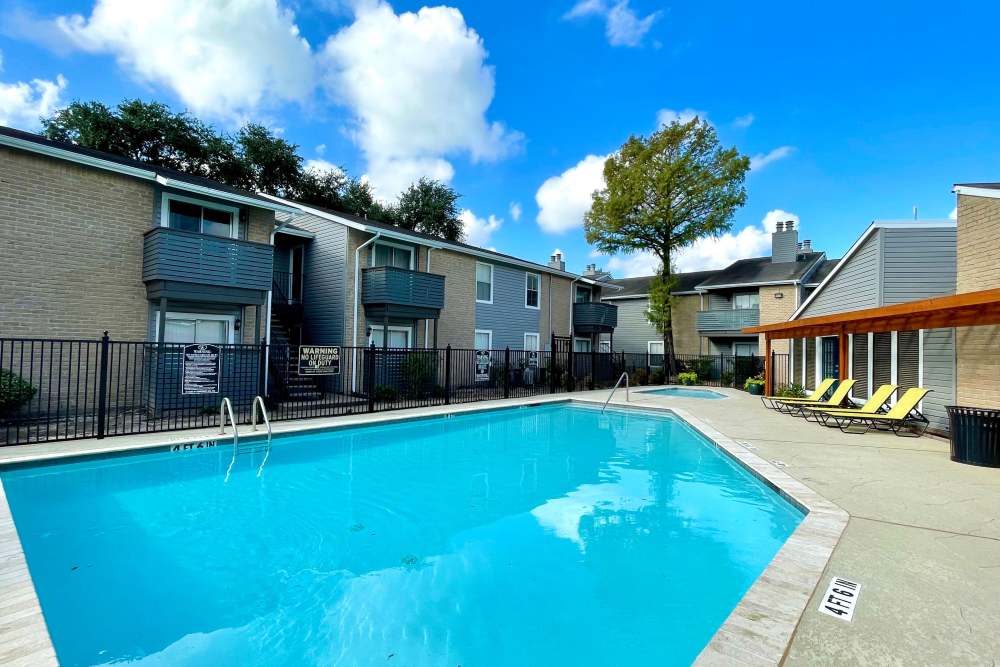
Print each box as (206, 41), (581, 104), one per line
(818, 576), (862, 622)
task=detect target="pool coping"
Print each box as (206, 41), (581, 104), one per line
(0, 390), (846, 666)
(633, 386), (732, 400)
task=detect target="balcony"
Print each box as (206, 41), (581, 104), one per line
(143, 227), (273, 304)
(573, 301), (618, 334)
(697, 308), (760, 332)
(362, 266), (445, 320)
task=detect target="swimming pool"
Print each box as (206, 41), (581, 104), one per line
(2, 403), (802, 666)
(642, 386), (728, 399)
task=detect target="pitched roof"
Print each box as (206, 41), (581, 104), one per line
(0, 125), (293, 211)
(804, 258), (840, 285)
(954, 182), (1000, 189)
(274, 198), (614, 283)
(695, 252), (824, 288)
(605, 269), (721, 298)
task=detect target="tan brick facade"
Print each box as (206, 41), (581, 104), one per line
(670, 294), (701, 356)
(758, 285), (798, 354)
(0, 146), (275, 344)
(546, 275), (573, 342)
(955, 193), (1000, 407)
(0, 148), (151, 340)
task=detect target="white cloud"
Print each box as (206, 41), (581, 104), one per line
(564, 0), (660, 47)
(304, 158), (343, 175)
(54, 0), (314, 120)
(535, 154), (607, 234)
(320, 1), (521, 197)
(949, 207), (957, 220)
(508, 201), (522, 221)
(459, 209), (503, 247)
(732, 113), (754, 128)
(0, 71), (67, 129)
(750, 145), (795, 171)
(603, 209), (798, 276)
(315, 143), (327, 156)
(656, 107), (708, 128)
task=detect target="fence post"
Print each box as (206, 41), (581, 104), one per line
(568, 342), (575, 392)
(445, 345), (451, 404)
(96, 331), (110, 439)
(257, 342), (267, 398)
(503, 347), (510, 399)
(589, 345), (596, 390)
(366, 343), (375, 413)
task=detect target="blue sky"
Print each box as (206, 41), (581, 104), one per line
(2, 0), (998, 276)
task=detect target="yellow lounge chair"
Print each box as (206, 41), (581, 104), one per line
(818, 387), (932, 436)
(775, 379), (856, 416)
(761, 378), (836, 410)
(803, 384), (897, 425)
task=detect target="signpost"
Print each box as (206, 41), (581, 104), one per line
(527, 351), (539, 368)
(299, 345), (341, 376)
(181, 344), (221, 395)
(475, 350), (491, 383)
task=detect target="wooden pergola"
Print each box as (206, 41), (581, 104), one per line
(743, 288), (1000, 394)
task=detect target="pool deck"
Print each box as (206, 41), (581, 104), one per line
(1, 387), (998, 665)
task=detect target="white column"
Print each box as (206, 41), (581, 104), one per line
(918, 329), (925, 412)
(801, 338), (807, 386)
(867, 332), (874, 399)
(814, 336), (822, 387)
(848, 334), (854, 399)
(890, 331), (898, 405)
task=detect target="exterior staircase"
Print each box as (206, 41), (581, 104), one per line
(269, 305), (324, 402)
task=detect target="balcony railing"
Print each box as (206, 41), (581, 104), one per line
(573, 301), (618, 333)
(697, 308), (760, 332)
(143, 227), (273, 291)
(362, 266), (445, 312)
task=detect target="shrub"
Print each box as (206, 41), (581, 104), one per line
(649, 368), (665, 385)
(562, 371), (577, 392)
(0, 370), (36, 415)
(720, 371), (734, 387)
(743, 373), (765, 391)
(678, 372), (697, 386)
(401, 352), (435, 397)
(632, 368), (649, 386)
(374, 384), (399, 402)
(688, 358), (715, 379)
(774, 382), (807, 398)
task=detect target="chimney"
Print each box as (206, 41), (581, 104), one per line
(547, 252), (566, 272)
(771, 219), (798, 263)
(582, 263), (613, 281)
(801, 239), (812, 253)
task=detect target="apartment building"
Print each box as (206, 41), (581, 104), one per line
(602, 221), (832, 358)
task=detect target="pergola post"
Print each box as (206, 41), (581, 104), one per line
(764, 334), (773, 395)
(838, 327), (849, 381)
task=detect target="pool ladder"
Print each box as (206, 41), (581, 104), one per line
(601, 373), (629, 413)
(221, 396), (272, 481)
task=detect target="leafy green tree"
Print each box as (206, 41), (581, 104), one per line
(645, 272), (676, 352)
(585, 117), (750, 374)
(340, 177), (396, 222)
(232, 123), (302, 195)
(395, 178), (464, 242)
(294, 166), (349, 210)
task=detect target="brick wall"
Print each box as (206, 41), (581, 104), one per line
(547, 275), (573, 342)
(238, 207), (276, 343)
(758, 285), (797, 354)
(956, 193), (1000, 407)
(670, 294), (700, 356)
(430, 248), (476, 348)
(0, 148), (151, 340)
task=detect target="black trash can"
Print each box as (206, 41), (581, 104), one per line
(946, 406), (1000, 467)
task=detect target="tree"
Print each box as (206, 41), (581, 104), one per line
(645, 272), (676, 358)
(232, 123), (301, 196)
(395, 178), (464, 242)
(340, 178), (396, 222)
(584, 117), (750, 375)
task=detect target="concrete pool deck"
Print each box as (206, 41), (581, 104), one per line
(0, 387), (997, 665)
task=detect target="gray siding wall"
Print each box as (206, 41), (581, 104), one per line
(284, 212), (348, 345)
(606, 298), (659, 353)
(805, 338), (816, 388)
(801, 231), (881, 317)
(475, 262), (541, 349)
(922, 328), (955, 432)
(881, 227), (957, 304)
(851, 334), (869, 400)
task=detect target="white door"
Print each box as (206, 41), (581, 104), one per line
(648, 341), (664, 368)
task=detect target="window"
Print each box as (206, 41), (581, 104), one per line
(599, 340), (611, 353)
(575, 285), (592, 303)
(164, 195), (237, 238)
(573, 338), (592, 353)
(524, 333), (540, 351)
(372, 243), (413, 269)
(525, 273), (540, 309)
(475, 329), (493, 350)
(370, 326), (412, 348)
(476, 263), (493, 303)
(648, 341), (664, 368)
(157, 312), (234, 344)
(733, 292), (759, 310)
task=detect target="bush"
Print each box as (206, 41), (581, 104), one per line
(562, 371), (576, 392)
(744, 373), (765, 391)
(649, 368), (665, 385)
(774, 382), (807, 398)
(678, 372), (697, 386)
(0, 370), (36, 415)
(374, 384), (399, 402)
(720, 371), (734, 387)
(401, 352), (435, 398)
(688, 358), (715, 379)
(632, 368), (649, 386)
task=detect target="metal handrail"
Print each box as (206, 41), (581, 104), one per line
(219, 397), (238, 447)
(601, 372), (629, 413)
(251, 396), (272, 435)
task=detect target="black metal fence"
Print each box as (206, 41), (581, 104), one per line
(1, 334), (789, 446)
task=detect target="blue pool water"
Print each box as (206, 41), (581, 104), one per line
(643, 387), (728, 399)
(2, 403), (802, 666)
